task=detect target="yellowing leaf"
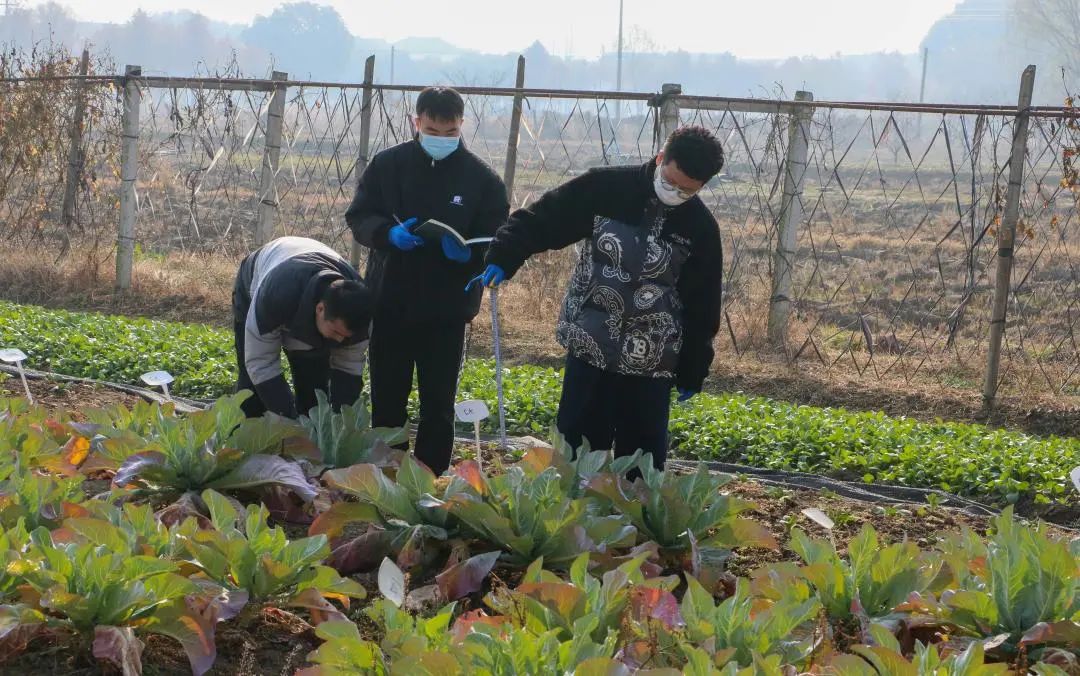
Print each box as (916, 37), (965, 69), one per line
(63, 436), (91, 467)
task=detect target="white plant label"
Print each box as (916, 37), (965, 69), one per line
(456, 400), (491, 473)
(0, 349), (27, 363)
(140, 371), (174, 387)
(378, 557), (406, 608)
(801, 507), (835, 530)
(455, 400), (490, 424)
(0, 348), (33, 404)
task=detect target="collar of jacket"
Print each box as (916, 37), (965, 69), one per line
(410, 135), (468, 167)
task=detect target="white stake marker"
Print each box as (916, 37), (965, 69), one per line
(455, 399), (491, 473)
(801, 507), (835, 530)
(0, 349), (32, 404)
(140, 370), (175, 401)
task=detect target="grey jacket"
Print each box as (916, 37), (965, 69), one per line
(232, 236), (369, 416)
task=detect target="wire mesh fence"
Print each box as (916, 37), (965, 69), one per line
(665, 91), (1080, 403)
(95, 81), (659, 256)
(1, 61), (1078, 406)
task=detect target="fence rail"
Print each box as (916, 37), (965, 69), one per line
(2, 57), (1079, 409)
(15, 72), (1080, 115)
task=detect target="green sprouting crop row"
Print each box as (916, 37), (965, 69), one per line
(1, 301), (1078, 507)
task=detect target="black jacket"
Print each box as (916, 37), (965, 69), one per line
(233, 237), (370, 417)
(345, 139), (510, 324)
(485, 162), (723, 391)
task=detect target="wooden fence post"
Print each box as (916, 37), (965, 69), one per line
(982, 65), (1036, 409)
(255, 71), (287, 247)
(657, 83), (681, 152)
(116, 64), (141, 291)
(767, 90), (814, 348)
(502, 55), (526, 205)
(350, 57), (376, 268)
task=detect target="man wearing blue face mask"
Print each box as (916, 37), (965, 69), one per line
(346, 86), (509, 476)
(472, 127), (725, 472)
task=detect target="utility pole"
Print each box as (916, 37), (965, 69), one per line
(919, 47), (929, 103)
(616, 0), (624, 92)
(917, 47), (929, 138)
(615, 0), (625, 131)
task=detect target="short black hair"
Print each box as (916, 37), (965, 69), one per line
(662, 126), (725, 182)
(416, 86), (465, 122)
(320, 280), (373, 334)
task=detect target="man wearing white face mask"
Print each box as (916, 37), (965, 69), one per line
(472, 127), (725, 471)
(346, 86), (509, 476)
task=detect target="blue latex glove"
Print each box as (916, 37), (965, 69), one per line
(442, 234), (471, 263)
(677, 387), (698, 403)
(465, 264), (506, 291)
(388, 217), (423, 251)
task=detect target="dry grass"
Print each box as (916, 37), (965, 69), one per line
(0, 240), (235, 325)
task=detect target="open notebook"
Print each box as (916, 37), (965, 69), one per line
(413, 219), (494, 247)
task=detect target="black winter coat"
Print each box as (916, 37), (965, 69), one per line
(345, 139), (509, 324)
(485, 162), (724, 391)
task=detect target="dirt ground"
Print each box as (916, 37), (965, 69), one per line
(0, 374), (145, 415)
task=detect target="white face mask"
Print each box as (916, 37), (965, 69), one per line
(654, 169), (692, 207)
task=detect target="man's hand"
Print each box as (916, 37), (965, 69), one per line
(466, 264), (506, 291)
(442, 235), (471, 263)
(388, 217), (423, 251)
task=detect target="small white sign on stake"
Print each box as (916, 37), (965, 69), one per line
(1070, 466), (1080, 496)
(378, 557), (406, 608)
(140, 370), (174, 401)
(801, 507), (835, 530)
(456, 399), (490, 473)
(0, 348), (33, 404)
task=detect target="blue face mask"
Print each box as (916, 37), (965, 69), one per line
(419, 132), (460, 161)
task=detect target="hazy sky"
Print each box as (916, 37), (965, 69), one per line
(27, 0), (964, 60)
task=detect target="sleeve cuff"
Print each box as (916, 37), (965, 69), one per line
(371, 221), (393, 249)
(253, 375), (297, 419)
(485, 250), (523, 280)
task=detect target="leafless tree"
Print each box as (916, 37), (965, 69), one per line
(1013, 0), (1080, 74)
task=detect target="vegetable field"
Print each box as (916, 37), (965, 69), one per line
(2, 300), (1080, 673)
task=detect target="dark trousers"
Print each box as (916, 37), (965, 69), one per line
(369, 317), (466, 476)
(556, 354), (672, 470)
(233, 319), (332, 419)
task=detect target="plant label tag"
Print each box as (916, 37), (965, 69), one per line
(455, 400), (490, 424)
(378, 557), (406, 608)
(1070, 466), (1080, 496)
(140, 371), (174, 387)
(0, 349), (27, 364)
(801, 507), (835, 530)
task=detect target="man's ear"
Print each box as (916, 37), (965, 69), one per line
(315, 301), (325, 318)
(655, 151), (665, 167)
